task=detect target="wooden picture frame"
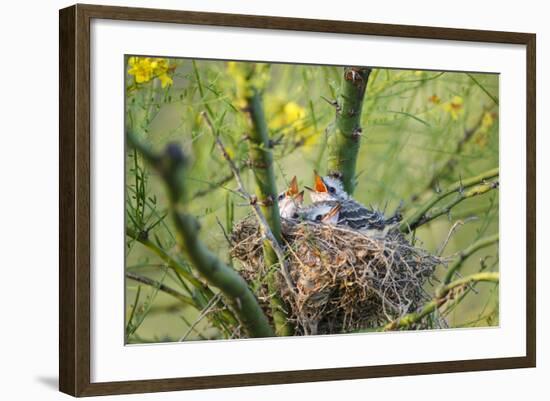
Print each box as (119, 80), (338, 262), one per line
(59, 3), (536, 397)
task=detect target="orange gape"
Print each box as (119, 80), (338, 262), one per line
(286, 176), (299, 196)
(314, 171), (327, 192)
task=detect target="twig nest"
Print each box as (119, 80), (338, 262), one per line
(231, 216), (441, 335)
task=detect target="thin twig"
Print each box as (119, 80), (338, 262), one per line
(400, 168), (499, 232)
(436, 217), (477, 256)
(125, 271), (195, 307)
(441, 233), (499, 286)
(202, 112), (296, 296)
(383, 272), (499, 330)
(179, 293), (222, 341)
(417, 180), (499, 228)
(215, 216), (232, 245)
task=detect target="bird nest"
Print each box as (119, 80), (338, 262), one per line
(230, 216), (443, 335)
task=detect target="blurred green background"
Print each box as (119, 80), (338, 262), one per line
(125, 57), (499, 343)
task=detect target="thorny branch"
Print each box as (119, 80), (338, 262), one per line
(400, 168), (499, 232)
(441, 233), (499, 286)
(383, 271), (499, 330)
(327, 66), (372, 194)
(411, 180), (499, 229)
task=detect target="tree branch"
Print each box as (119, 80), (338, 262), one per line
(440, 233), (499, 287)
(241, 76), (295, 336)
(244, 90), (283, 241)
(327, 67), (372, 194)
(409, 180), (499, 230)
(202, 113), (296, 295)
(399, 167), (499, 232)
(383, 272), (499, 330)
(127, 131), (274, 338)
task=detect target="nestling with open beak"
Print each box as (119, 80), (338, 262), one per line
(277, 176), (305, 219)
(306, 171), (400, 230)
(306, 171), (350, 203)
(299, 201), (342, 225)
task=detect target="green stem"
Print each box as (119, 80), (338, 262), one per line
(384, 272), (499, 330)
(245, 89), (282, 241)
(411, 180), (499, 229)
(244, 85), (294, 336)
(126, 227), (200, 288)
(125, 227), (238, 329)
(192, 60), (216, 119)
(327, 67), (372, 194)
(172, 211), (274, 337)
(400, 167), (499, 232)
(440, 233), (499, 287)
(127, 131), (274, 338)
(126, 271), (195, 307)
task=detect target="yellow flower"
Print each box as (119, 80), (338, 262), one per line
(443, 96), (464, 120)
(128, 57), (154, 83)
(474, 111), (497, 148)
(268, 99), (306, 131)
(282, 102), (306, 125)
(266, 97), (319, 153)
(127, 57), (174, 87)
(158, 73), (173, 88)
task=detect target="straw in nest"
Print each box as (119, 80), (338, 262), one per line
(231, 216), (443, 335)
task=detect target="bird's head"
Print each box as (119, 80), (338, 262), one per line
(278, 176), (304, 219)
(301, 202), (342, 225)
(305, 171), (349, 202)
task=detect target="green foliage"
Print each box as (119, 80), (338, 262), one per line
(125, 57), (499, 342)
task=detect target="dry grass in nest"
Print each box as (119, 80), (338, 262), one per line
(231, 215), (443, 335)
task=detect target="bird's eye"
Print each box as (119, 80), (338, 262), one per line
(328, 186), (335, 193)
(278, 193), (285, 201)
(315, 214), (323, 221)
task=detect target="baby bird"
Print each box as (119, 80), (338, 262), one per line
(307, 171), (350, 203)
(298, 201), (342, 225)
(306, 171), (399, 230)
(277, 176), (304, 220)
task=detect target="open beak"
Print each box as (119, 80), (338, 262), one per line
(286, 176), (299, 196)
(322, 203), (342, 222)
(313, 170), (328, 193)
(294, 190), (304, 203)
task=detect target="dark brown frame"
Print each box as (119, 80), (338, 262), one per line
(59, 3), (536, 397)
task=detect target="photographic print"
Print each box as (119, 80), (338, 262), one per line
(124, 57), (499, 343)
